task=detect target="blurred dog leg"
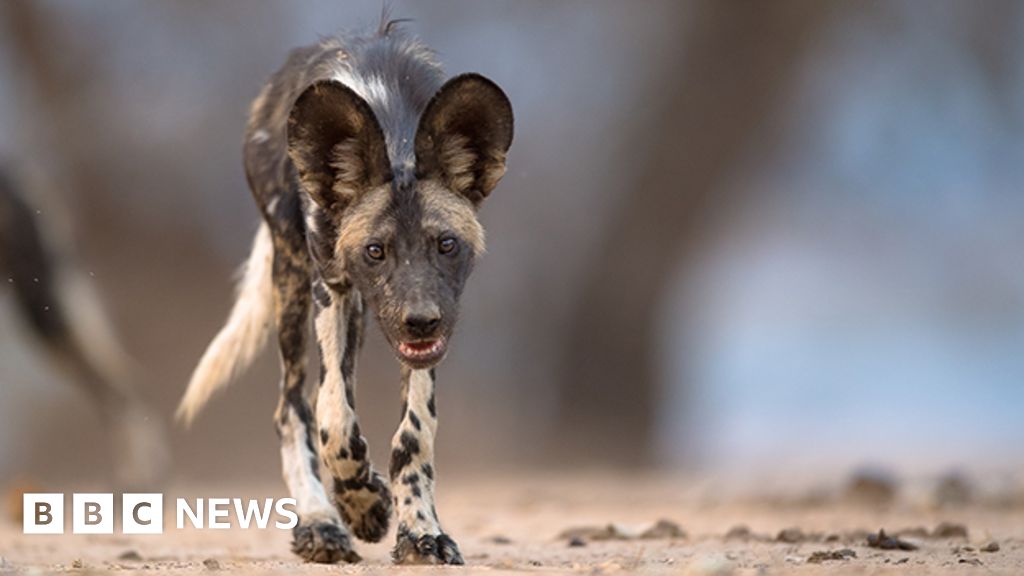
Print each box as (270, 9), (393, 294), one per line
(0, 171), (169, 488)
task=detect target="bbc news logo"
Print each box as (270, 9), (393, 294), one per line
(23, 494), (298, 534)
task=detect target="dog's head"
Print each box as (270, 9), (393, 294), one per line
(287, 74), (513, 368)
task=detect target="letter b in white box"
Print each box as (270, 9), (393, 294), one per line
(23, 493), (64, 534)
(123, 494), (163, 534)
(73, 493), (113, 534)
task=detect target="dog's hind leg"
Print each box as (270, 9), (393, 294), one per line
(269, 228), (359, 564)
(311, 279), (392, 543)
(390, 368), (463, 565)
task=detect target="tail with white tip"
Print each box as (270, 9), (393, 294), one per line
(177, 223), (274, 425)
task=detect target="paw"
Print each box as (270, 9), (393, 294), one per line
(291, 520), (361, 564)
(392, 527), (464, 565)
(334, 470), (393, 543)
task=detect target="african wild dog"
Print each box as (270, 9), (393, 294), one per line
(177, 22), (513, 564)
(0, 169), (169, 488)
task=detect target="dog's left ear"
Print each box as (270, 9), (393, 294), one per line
(287, 80), (391, 213)
(415, 74), (514, 207)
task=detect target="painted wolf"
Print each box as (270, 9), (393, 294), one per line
(178, 21), (513, 564)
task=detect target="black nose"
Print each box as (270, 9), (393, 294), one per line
(404, 311), (441, 338)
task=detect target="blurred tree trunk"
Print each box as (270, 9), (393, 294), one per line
(2, 0), (122, 249)
(553, 1), (833, 466)
(3, 0), (95, 192)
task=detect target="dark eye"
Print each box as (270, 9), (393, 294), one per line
(438, 237), (458, 255)
(365, 244), (385, 261)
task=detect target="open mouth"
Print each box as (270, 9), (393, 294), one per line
(396, 337), (448, 365)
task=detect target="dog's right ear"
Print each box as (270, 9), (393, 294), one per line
(287, 80), (391, 212)
(415, 74), (514, 208)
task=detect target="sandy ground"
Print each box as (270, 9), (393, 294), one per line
(1, 473), (1023, 575)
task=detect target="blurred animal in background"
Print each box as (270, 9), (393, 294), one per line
(178, 21), (512, 565)
(0, 168), (169, 489)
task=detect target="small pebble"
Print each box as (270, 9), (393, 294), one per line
(203, 558), (221, 570)
(725, 525), (752, 540)
(568, 536), (586, 548)
(867, 529), (918, 551)
(558, 524), (623, 541)
(489, 535), (512, 545)
(641, 519), (686, 540)
(807, 549), (856, 563)
(118, 550), (143, 561)
(897, 526), (929, 538)
(981, 541), (1000, 553)
(777, 527), (805, 543)
(71, 559), (84, 569)
(932, 522), (969, 539)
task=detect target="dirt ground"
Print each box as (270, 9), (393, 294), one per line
(1, 473), (1023, 575)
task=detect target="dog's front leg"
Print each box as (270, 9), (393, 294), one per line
(390, 367), (463, 565)
(271, 242), (357, 564)
(312, 280), (392, 543)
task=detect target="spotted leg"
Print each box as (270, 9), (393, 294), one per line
(390, 368), (463, 565)
(271, 238), (359, 564)
(312, 279), (392, 543)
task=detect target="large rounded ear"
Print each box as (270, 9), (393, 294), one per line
(287, 80), (391, 212)
(415, 73), (514, 206)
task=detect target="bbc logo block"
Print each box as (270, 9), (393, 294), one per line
(72, 493), (114, 534)
(123, 494), (163, 534)
(23, 493), (164, 534)
(23, 493), (64, 534)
